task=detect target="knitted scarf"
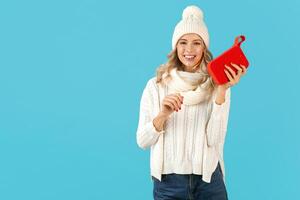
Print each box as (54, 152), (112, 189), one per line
(167, 68), (212, 105)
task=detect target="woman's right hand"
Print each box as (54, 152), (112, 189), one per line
(161, 93), (184, 116)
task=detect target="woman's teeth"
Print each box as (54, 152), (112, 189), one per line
(184, 55), (196, 60)
(184, 55), (195, 58)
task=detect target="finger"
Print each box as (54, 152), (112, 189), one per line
(224, 69), (235, 85)
(175, 93), (184, 103)
(167, 95), (181, 109)
(169, 96), (181, 110)
(179, 94), (184, 102)
(164, 98), (179, 111)
(232, 69), (242, 80)
(173, 93), (184, 104)
(230, 63), (243, 75)
(163, 100), (175, 111)
(170, 93), (183, 104)
(225, 65), (237, 78)
(240, 65), (247, 75)
(168, 93), (183, 109)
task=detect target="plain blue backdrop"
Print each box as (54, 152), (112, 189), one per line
(0, 0), (299, 199)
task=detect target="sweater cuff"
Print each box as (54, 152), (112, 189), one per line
(212, 89), (230, 117)
(143, 122), (164, 146)
(212, 99), (226, 119)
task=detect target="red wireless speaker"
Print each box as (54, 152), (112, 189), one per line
(207, 35), (249, 85)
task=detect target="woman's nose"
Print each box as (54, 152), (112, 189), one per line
(185, 44), (193, 52)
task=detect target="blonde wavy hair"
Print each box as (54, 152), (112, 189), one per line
(156, 46), (216, 95)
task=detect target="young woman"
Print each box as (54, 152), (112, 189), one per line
(136, 5), (247, 200)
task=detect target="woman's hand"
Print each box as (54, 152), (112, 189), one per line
(214, 62), (247, 105)
(161, 93), (184, 116)
(153, 93), (184, 132)
(219, 62), (247, 92)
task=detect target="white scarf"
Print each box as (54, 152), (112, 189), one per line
(166, 68), (212, 105)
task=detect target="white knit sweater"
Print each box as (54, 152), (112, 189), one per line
(136, 77), (231, 183)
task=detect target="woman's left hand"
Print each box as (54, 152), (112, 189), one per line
(218, 62), (247, 91)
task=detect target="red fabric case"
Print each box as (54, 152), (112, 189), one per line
(207, 35), (249, 85)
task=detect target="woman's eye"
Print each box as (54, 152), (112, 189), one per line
(194, 42), (201, 45)
(179, 42), (186, 45)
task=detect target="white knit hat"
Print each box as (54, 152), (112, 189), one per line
(172, 5), (209, 50)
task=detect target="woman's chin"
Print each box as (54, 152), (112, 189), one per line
(182, 63), (198, 71)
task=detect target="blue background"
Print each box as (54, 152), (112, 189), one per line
(0, 0), (299, 199)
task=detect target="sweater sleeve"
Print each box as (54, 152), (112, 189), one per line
(206, 88), (231, 147)
(136, 78), (164, 150)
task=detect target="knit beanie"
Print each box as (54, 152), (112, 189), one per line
(172, 5), (209, 50)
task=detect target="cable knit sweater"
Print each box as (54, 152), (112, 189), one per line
(136, 76), (231, 183)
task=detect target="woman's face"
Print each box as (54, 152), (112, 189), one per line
(176, 33), (205, 72)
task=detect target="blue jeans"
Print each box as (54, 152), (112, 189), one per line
(152, 163), (228, 200)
